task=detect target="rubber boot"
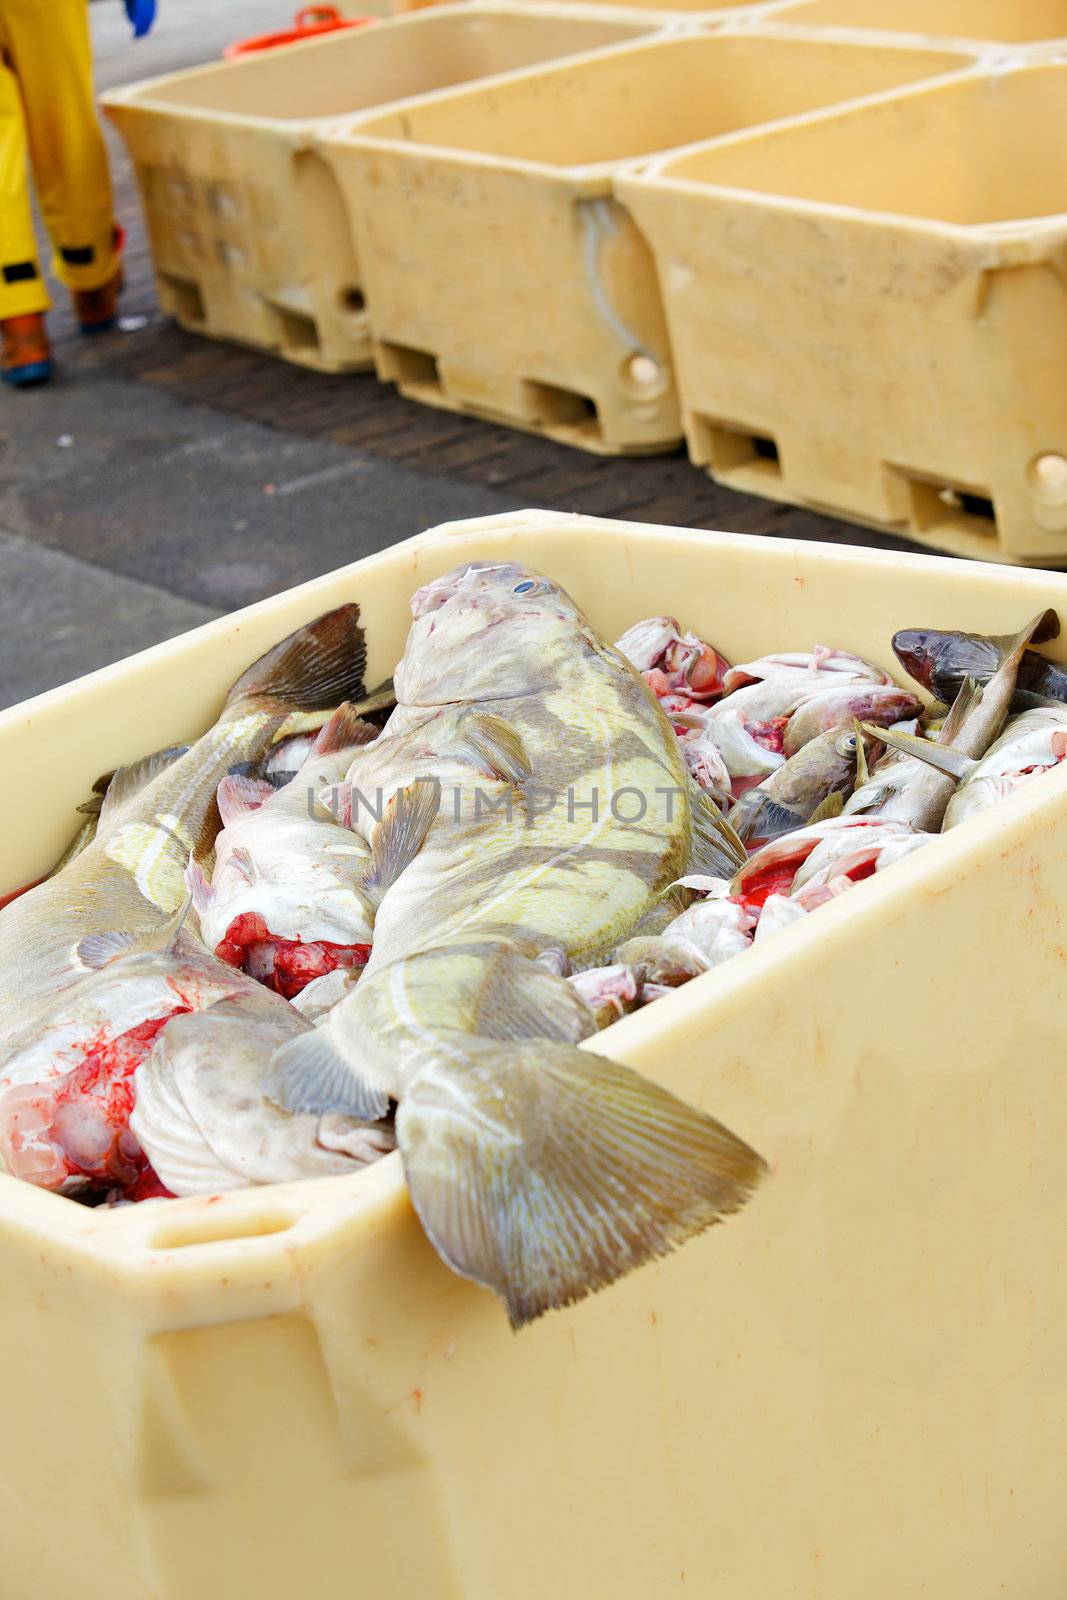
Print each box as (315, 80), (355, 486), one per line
(1, 313), (53, 387)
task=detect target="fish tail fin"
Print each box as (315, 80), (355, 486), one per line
(396, 1040), (767, 1329)
(997, 610), (1059, 681)
(224, 604), (367, 715)
(859, 723), (975, 781)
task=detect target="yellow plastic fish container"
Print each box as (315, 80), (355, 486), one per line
(5, 507), (1067, 1599)
(99, 4), (661, 373)
(319, 30), (970, 454)
(619, 58), (1067, 565)
(772, 0), (1067, 47)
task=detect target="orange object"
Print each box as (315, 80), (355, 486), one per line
(222, 6), (374, 58)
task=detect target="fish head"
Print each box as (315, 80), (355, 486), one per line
(892, 627), (1001, 699)
(399, 563), (588, 705)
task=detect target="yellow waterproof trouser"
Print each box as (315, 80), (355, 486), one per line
(0, 0), (117, 318)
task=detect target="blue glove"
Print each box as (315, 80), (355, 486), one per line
(124, 0), (157, 38)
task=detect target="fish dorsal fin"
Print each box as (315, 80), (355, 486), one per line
(463, 713), (532, 786)
(217, 775), (274, 828)
(75, 929), (137, 969)
(97, 745), (191, 829)
(861, 722), (975, 781)
(367, 779), (440, 896)
(688, 782), (748, 878)
(938, 676), (983, 747)
(307, 702), (380, 760)
(808, 791), (846, 825)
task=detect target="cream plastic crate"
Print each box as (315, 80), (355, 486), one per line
(620, 59), (1067, 565)
(320, 30), (969, 454)
(773, 0), (1067, 48)
(100, 4), (659, 373)
(5, 507), (1067, 1599)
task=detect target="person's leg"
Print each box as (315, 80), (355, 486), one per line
(2, 0), (121, 328)
(0, 44), (51, 384)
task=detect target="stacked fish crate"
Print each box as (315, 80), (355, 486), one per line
(104, 0), (1067, 562)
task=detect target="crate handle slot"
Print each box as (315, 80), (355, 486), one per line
(152, 1209), (297, 1249)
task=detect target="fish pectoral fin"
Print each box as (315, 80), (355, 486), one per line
(217, 775), (274, 827)
(396, 1042), (767, 1330)
(366, 778), (439, 895)
(687, 780), (748, 878)
(265, 1028), (390, 1121)
(807, 791), (845, 825)
(184, 856), (214, 914)
(461, 712), (532, 786)
(75, 929), (137, 969)
(862, 723), (975, 781)
(307, 702), (380, 759)
(733, 795), (807, 842)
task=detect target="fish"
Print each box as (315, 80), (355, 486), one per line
(266, 561), (766, 1328)
(870, 705), (1067, 830)
(567, 963), (639, 1030)
(187, 703), (379, 999)
(866, 611), (1056, 832)
(893, 612), (1063, 709)
(131, 990), (394, 1196)
(0, 605), (367, 1045)
(722, 647), (892, 695)
(727, 726), (879, 845)
(615, 896), (756, 987)
(615, 616), (730, 704)
(729, 814), (908, 912)
(700, 650), (913, 783)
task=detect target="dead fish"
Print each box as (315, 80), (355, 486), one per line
(723, 646), (892, 695)
(0, 605), (367, 1044)
(567, 963), (639, 1030)
(871, 705), (1067, 830)
(131, 992), (394, 1196)
(266, 560), (765, 1328)
(780, 684), (919, 756)
(615, 616), (730, 703)
(728, 726), (879, 845)
(188, 703), (379, 999)
(866, 611), (1055, 832)
(893, 612), (1062, 709)
(261, 679), (396, 788)
(616, 897), (755, 988)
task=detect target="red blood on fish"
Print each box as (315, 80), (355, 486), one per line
(846, 858), (877, 883)
(43, 1007), (190, 1193)
(740, 862), (802, 912)
(747, 717), (788, 755)
(127, 1164), (175, 1201)
(215, 915), (371, 1000)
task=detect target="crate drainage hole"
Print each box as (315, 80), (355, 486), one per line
(272, 306), (320, 355)
(339, 285), (366, 313)
(380, 341), (441, 392)
(698, 417), (782, 479)
(153, 1211), (297, 1250)
(523, 379), (601, 439)
(903, 473), (997, 540)
(162, 274), (205, 325)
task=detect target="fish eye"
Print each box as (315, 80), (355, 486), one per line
(513, 580), (536, 595)
(837, 733), (857, 754)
